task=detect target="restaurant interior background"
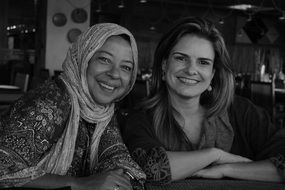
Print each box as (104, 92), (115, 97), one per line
(1, 0), (285, 127)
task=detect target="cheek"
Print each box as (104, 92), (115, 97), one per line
(203, 67), (215, 79)
(121, 72), (132, 87)
(166, 63), (178, 75)
(86, 63), (96, 77)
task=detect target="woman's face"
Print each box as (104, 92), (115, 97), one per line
(87, 35), (134, 105)
(164, 34), (215, 100)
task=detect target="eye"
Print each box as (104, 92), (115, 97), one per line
(121, 64), (133, 73)
(174, 55), (187, 62)
(98, 56), (111, 64)
(172, 54), (189, 64)
(199, 59), (212, 66)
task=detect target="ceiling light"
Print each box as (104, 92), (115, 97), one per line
(218, 18), (224, 25)
(149, 26), (156, 31)
(140, 0), (147, 3)
(118, 0), (124, 8)
(279, 11), (285, 20)
(96, 3), (102, 13)
(228, 4), (256, 11)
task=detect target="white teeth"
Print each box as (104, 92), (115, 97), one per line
(100, 82), (115, 90)
(179, 78), (198, 84)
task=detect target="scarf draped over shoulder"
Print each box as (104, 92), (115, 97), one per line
(51, 23), (138, 173)
(51, 23), (138, 174)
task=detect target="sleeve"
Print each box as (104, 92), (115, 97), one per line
(95, 115), (146, 190)
(230, 96), (285, 178)
(121, 111), (172, 185)
(0, 79), (71, 188)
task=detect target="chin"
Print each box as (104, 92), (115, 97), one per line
(96, 100), (113, 106)
(92, 96), (114, 106)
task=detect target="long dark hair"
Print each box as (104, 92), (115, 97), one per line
(140, 17), (235, 150)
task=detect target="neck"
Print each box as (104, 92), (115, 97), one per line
(170, 94), (202, 118)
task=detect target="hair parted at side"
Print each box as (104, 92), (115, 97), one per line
(140, 17), (235, 150)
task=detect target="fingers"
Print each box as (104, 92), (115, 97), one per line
(235, 155), (252, 162)
(110, 169), (132, 190)
(192, 165), (225, 179)
(216, 150), (252, 164)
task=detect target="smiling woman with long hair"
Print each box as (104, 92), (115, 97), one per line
(122, 17), (285, 184)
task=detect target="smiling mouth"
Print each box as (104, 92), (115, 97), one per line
(99, 82), (116, 91)
(178, 77), (199, 84)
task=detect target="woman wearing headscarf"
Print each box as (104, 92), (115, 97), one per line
(0, 23), (145, 190)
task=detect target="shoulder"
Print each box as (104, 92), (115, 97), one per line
(125, 109), (152, 127)
(120, 108), (152, 135)
(0, 79), (72, 164)
(2, 79), (72, 141)
(11, 78), (71, 111)
(127, 108), (150, 121)
(230, 95), (254, 109)
(228, 95), (263, 116)
(228, 95), (272, 128)
(117, 107), (150, 127)
(127, 109), (154, 133)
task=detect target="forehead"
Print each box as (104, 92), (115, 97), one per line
(91, 35), (134, 65)
(100, 35), (131, 50)
(171, 34), (215, 59)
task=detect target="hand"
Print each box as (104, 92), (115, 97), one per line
(71, 169), (132, 190)
(192, 164), (229, 179)
(213, 148), (252, 165)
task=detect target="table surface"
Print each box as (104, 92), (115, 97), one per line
(145, 179), (285, 190)
(0, 85), (20, 90)
(0, 84), (23, 104)
(2, 179), (285, 190)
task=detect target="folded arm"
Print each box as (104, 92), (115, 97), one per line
(194, 159), (284, 183)
(122, 111), (250, 184)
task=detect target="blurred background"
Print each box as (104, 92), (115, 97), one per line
(1, 0), (285, 126)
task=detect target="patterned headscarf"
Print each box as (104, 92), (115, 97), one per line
(44, 23), (138, 173)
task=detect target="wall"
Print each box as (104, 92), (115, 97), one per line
(45, 0), (90, 75)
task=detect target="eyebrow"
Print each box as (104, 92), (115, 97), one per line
(172, 52), (214, 62)
(96, 50), (134, 64)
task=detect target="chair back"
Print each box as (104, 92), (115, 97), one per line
(14, 73), (29, 92)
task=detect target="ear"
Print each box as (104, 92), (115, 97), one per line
(211, 68), (216, 80)
(162, 60), (167, 72)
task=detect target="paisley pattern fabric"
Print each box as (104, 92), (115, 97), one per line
(49, 23), (139, 175)
(131, 147), (171, 185)
(0, 79), (145, 189)
(0, 79), (71, 188)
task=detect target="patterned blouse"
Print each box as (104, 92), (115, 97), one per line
(0, 79), (145, 189)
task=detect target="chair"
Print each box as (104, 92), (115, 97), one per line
(235, 73), (251, 99)
(14, 72), (29, 92)
(29, 69), (50, 90)
(250, 81), (274, 115)
(53, 70), (63, 79)
(250, 76), (285, 128)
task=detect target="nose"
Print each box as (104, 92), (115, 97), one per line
(107, 65), (120, 78)
(185, 59), (198, 75)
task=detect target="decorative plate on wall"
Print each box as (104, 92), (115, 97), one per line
(71, 8), (88, 23)
(52, 13), (67, 26)
(67, 28), (82, 43)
